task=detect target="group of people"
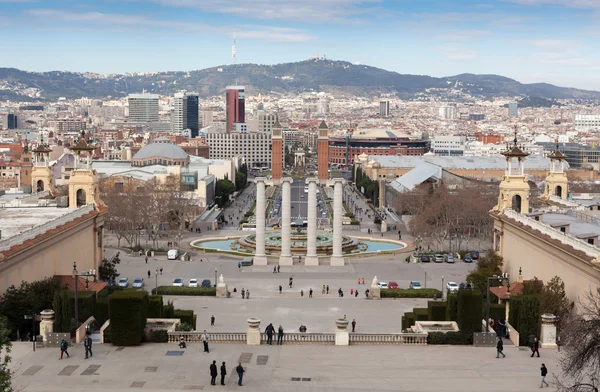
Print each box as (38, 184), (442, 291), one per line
(58, 334), (93, 360)
(209, 361), (245, 386)
(495, 336), (549, 388)
(265, 323), (285, 345)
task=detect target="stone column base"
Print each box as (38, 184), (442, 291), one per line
(253, 256), (268, 266)
(247, 329), (261, 345)
(304, 256), (319, 266)
(335, 331), (349, 346)
(279, 255), (293, 266)
(330, 255), (345, 266)
(216, 285), (228, 298)
(370, 287), (381, 299)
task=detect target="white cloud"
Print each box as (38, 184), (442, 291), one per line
(437, 47), (477, 61)
(26, 9), (315, 42)
(522, 39), (582, 49)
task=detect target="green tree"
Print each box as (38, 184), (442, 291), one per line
(98, 252), (121, 283)
(0, 317), (13, 392)
(522, 276), (544, 296)
(465, 251), (504, 298)
(235, 172), (247, 191)
(541, 276), (571, 318)
(215, 178), (236, 208)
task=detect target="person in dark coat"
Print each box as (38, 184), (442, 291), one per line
(540, 363), (549, 388)
(277, 325), (284, 345)
(531, 337), (540, 357)
(220, 362), (227, 385)
(496, 338), (505, 358)
(84, 334), (93, 359)
(210, 360), (218, 385)
(265, 323), (275, 345)
(236, 363), (245, 386)
(351, 319), (356, 333)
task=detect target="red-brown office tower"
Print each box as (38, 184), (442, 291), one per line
(225, 86), (245, 132)
(271, 121), (283, 182)
(317, 120), (329, 182)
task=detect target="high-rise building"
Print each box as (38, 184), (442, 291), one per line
(226, 86), (245, 132)
(173, 92), (199, 138)
(574, 114), (600, 131)
(379, 101), (390, 117)
(202, 110), (214, 127)
(258, 112), (277, 133)
(439, 105), (456, 120)
(508, 101), (518, 118)
(128, 93), (159, 122)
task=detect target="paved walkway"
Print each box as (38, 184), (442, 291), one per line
(10, 341), (560, 391)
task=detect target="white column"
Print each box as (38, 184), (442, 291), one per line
(279, 178), (293, 266)
(330, 179), (345, 266)
(254, 178), (268, 266)
(305, 178), (319, 266)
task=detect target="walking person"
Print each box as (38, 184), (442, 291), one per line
(236, 363), (245, 386)
(238, 262), (241, 271)
(211, 315), (215, 327)
(277, 325), (284, 345)
(289, 277), (293, 289)
(202, 330), (210, 353)
(279, 285), (282, 294)
(220, 362), (227, 385)
(352, 319), (356, 333)
(265, 323), (275, 345)
(145, 256), (148, 264)
(355, 289), (359, 298)
(147, 270), (151, 279)
(277, 265), (280, 273)
(326, 285), (329, 294)
(309, 288), (313, 298)
(246, 290), (250, 299)
(531, 337), (540, 357)
(322, 284), (326, 294)
(496, 337), (505, 358)
(540, 364), (549, 388)
(210, 360), (218, 386)
(59, 339), (70, 359)
(160, 267), (163, 275)
(84, 334), (93, 359)
(300, 290), (304, 297)
(242, 288), (245, 299)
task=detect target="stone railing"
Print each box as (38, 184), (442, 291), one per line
(261, 333), (335, 344)
(505, 320), (520, 347)
(168, 332), (247, 343)
(503, 208), (600, 259)
(0, 203), (95, 252)
(349, 333), (427, 345)
(548, 195), (585, 210)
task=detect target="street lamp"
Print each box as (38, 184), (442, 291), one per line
(72, 262), (96, 329)
(442, 276), (445, 299)
(214, 269), (218, 287)
(486, 273), (509, 332)
(155, 267), (159, 295)
(23, 314), (40, 351)
(424, 270), (427, 289)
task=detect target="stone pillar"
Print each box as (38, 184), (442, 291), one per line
(216, 274), (228, 298)
(540, 314), (558, 349)
(39, 309), (55, 343)
(379, 180), (385, 209)
(335, 318), (349, 346)
(254, 179), (268, 266)
(370, 276), (381, 299)
(305, 178), (319, 266)
(279, 178), (293, 266)
(330, 179), (345, 266)
(247, 318), (262, 345)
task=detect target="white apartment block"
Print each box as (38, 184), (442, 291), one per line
(258, 112), (277, 133)
(205, 131), (271, 168)
(575, 114), (600, 131)
(283, 129), (300, 149)
(128, 93), (159, 123)
(47, 119), (87, 133)
(439, 105), (456, 120)
(431, 135), (466, 156)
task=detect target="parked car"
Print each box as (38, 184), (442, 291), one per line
(434, 254), (444, 263)
(189, 279), (198, 287)
(117, 277), (129, 288)
(377, 282), (388, 289)
(388, 281), (399, 289)
(409, 281), (423, 289)
(471, 250), (480, 260)
(172, 278), (184, 287)
(420, 254), (431, 262)
(167, 249), (179, 260)
(132, 278), (144, 288)
(445, 254), (455, 263)
(446, 281), (459, 292)
(459, 282), (473, 290)
(201, 279), (212, 288)
(463, 253), (473, 263)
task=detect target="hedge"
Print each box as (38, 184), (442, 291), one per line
(380, 289), (442, 299)
(509, 295), (523, 332)
(517, 295), (541, 346)
(148, 295), (164, 318)
(174, 309), (195, 329)
(490, 303), (506, 321)
(404, 312), (415, 330)
(109, 290), (148, 346)
(52, 289), (73, 333)
(163, 300), (175, 318)
(151, 286), (217, 296)
(428, 301), (447, 321)
(427, 332), (472, 345)
(414, 308), (429, 321)
(94, 297), (109, 325)
(150, 329), (168, 343)
(446, 294), (458, 321)
(103, 325), (111, 344)
(457, 289), (483, 337)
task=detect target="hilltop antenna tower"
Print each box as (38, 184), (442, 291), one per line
(232, 30), (237, 65)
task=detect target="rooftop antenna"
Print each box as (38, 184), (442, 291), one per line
(232, 29), (237, 65)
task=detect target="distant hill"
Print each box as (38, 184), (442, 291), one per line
(1, 59), (599, 102)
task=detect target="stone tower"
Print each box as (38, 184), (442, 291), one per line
(494, 127), (530, 214)
(20, 138), (33, 192)
(68, 132), (99, 208)
(543, 143), (568, 199)
(271, 120), (283, 183)
(317, 120), (329, 183)
(30, 135), (54, 193)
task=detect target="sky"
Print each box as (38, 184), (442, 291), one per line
(1, 0), (600, 90)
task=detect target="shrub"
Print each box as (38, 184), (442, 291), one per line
(176, 322), (194, 332)
(108, 290), (148, 346)
(151, 286), (216, 296)
(94, 297), (109, 325)
(428, 301), (447, 321)
(413, 308), (429, 321)
(174, 310), (195, 328)
(103, 325), (111, 344)
(163, 300), (175, 318)
(508, 295), (523, 332)
(148, 295), (163, 318)
(489, 303), (506, 321)
(70, 291), (97, 323)
(446, 294), (458, 321)
(380, 289), (442, 299)
(150, 329), (168, 343)
(427, 332), (472, 345)
(404, 312), (415, 330)
(517, 295), (541, 346)
(457, 289), (483, 337)
(52, 289), (73, 333)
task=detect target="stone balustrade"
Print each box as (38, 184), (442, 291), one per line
(349, 333), (428, 345)
(168, 332), (247, 343)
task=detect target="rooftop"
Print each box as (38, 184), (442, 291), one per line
(369, 155), (558, 170)
(0, 207), (74, 240)
(133, 142), (188, 160)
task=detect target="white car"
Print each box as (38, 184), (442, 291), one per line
(172, 278), (184, 287)
(446, 281), (459, 292)
(132, 278), (144, 288)
(189, 279), (198, 287)
(167, 249), (179, 260)
(377, 282), (388, 289)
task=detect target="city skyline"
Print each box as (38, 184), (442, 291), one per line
(0, 0), (600, 90)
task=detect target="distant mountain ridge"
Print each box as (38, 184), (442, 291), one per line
(1, 59), (599, 102)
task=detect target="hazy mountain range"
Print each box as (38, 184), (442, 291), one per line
(1, 59), (599, 103)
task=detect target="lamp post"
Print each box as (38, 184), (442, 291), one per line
(214, 269), (218, 288)
(442, 275), (445, 299)
(155, 267), (159, 295)
(23, 314), (39, 351)
(486, 273), (509, 332)
(424, 269), (427, 289)
(72, 262), (96, 329)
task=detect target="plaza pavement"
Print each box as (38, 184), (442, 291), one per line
(10, 340), (560, 391)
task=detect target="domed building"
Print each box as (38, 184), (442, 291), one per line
(132, 139), (189, 167)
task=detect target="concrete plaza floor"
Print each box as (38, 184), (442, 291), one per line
(10, 341), (560, 392)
